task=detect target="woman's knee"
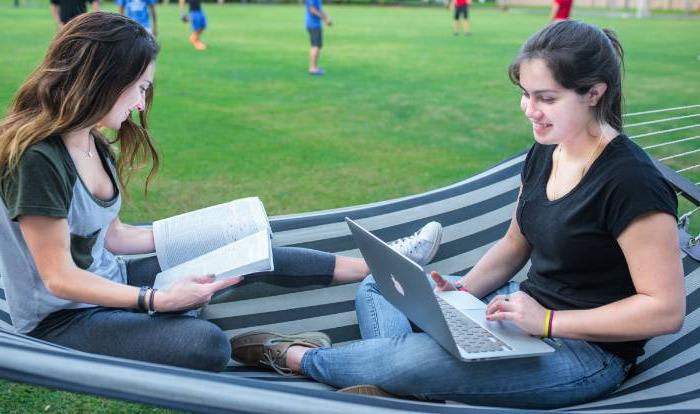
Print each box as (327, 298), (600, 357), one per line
(355, 275), (381, 315)
(184, 320), (231, 371)
(356, 274), (378, 301)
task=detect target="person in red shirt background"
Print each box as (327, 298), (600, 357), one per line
(551, 0), (573, 21)
(447, 0), (471, 36)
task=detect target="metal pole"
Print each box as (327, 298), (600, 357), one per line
(636, 0), (650, 17)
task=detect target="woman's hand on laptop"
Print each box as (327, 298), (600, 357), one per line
(431, 271), (456, 292)
(485, 291), (549, 337)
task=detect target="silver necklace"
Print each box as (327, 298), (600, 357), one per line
(82, 135), (94, 158)
(550, 133), (604, 200)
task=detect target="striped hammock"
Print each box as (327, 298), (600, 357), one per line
(1, 105), (698, 413)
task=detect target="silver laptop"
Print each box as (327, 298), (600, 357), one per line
(346, 218), (554, 361)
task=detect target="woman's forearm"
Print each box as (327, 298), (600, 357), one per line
(104, 219), (155, 255)
(551, 292), (684, 341)
(461, 232), (531, 298)
(45, 263), (140, 308)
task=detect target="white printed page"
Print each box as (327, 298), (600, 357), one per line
(153, 197), (269, 270)
(152, 230), (273, 291)
(232, 196), (271, 238)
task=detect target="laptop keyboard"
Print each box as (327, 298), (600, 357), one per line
(435, 296), (511, 354)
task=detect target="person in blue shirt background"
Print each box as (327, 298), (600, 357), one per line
(117, 0), (157, 36)
(179, 0), (207, 51)
(305, 0), (332, 76)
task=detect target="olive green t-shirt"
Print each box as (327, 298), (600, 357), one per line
(0, 136), (124, 333)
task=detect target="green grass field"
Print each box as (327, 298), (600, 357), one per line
(0, 2), (699, 412)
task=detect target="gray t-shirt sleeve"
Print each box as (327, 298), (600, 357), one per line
(2, 147), (73, 220)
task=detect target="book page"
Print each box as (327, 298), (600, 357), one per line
(152, 230), (273, 291)
(153, 197), (270, 270)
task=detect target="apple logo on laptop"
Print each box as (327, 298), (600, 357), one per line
(391, 274), (405, 296)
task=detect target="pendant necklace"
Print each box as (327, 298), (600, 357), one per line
(83, 134), (94, 158)
(550, 134), (604, 200)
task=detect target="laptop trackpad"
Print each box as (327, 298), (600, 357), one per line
(461, 309), (522, 335)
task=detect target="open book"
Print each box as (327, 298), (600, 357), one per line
(152, 197), (273, 290)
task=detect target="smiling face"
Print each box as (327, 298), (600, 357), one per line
(99, 62), (155, 130)
(518, 58), (599, 146)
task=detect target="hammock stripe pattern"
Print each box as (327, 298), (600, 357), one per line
(1, 109), (699, 412)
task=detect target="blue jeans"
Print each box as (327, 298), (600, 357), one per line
(301, 275), (630, 409)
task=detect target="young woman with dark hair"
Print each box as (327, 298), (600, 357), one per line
(0, 12), (442, 372)
(232, 20), (684, 408)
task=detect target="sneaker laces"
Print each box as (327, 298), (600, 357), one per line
(389, 231), (425, 256)
(261, 351), (297, 377)
(259, 338), (322, 377)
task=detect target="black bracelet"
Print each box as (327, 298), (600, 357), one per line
(137, 286), (148, 311)
(148, 288), (158, 314)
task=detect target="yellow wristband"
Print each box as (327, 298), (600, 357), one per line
(543, 309), (552, 338)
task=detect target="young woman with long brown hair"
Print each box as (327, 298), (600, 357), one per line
(0, 11), (442, 371)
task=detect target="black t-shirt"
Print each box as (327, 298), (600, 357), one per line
(517, 134), (677, 363)
(50, 0), (93, 24)
(188, 0), (201, 12)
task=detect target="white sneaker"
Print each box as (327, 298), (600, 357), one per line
(388, 221), (443, 266)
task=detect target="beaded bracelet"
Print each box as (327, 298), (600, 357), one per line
(148, 288), (158, 314)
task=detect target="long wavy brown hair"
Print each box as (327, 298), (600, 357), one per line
(0, 12), (160, 196)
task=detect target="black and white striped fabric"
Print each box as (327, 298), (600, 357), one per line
(1, 103), (699, 413)
(204, 151), (526, 349)
(1, 149), (698, 413)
